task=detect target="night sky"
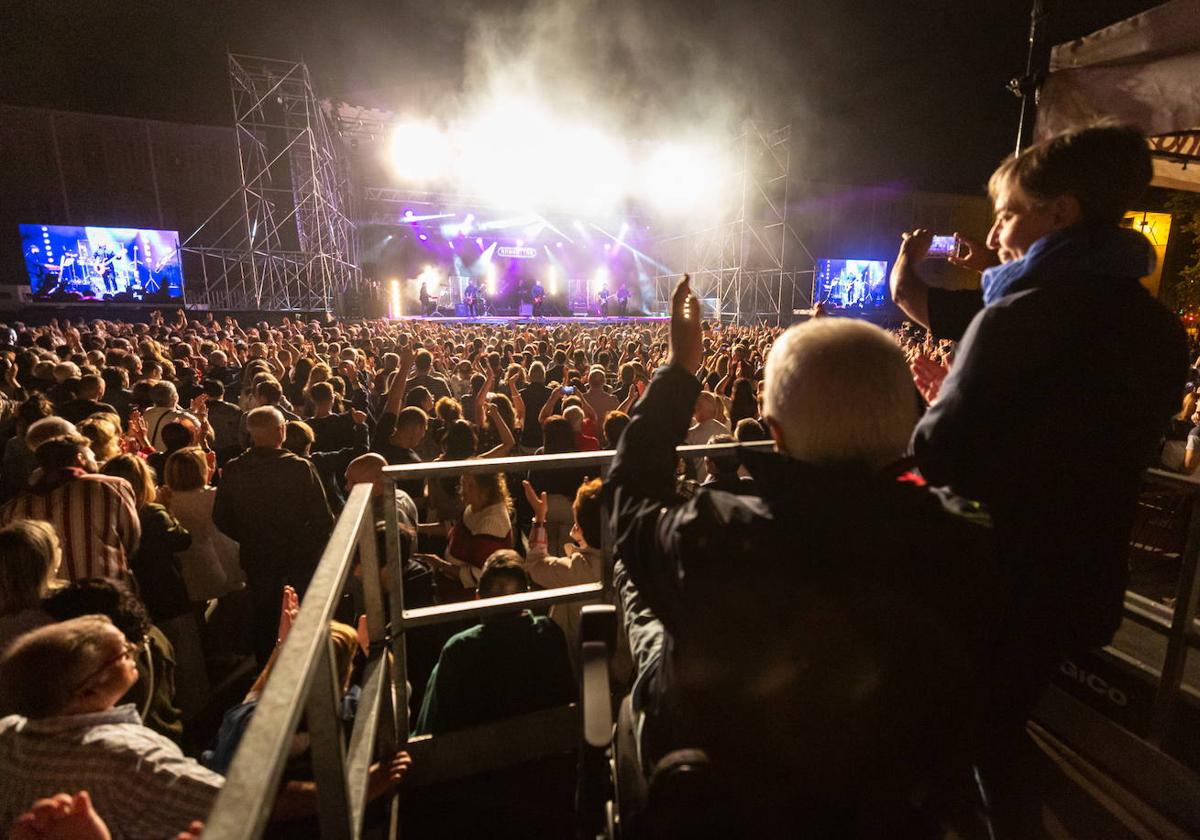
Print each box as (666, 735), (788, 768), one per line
(0, 0), (1164, 195)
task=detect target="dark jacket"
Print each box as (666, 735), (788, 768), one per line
(607, 365), (1002, 800)
(913, 260), (1188, 654)
(212, 447), (333, 591)
(130, 503), (192, 621)
(519, 382), (553, 448)
(59, 398), (119, 426)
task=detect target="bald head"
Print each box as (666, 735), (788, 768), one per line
(693, 391), (718, 423)
(26, 417), (78, 452)
(345, 453), (388, 497)
(246, 406), (286, 448)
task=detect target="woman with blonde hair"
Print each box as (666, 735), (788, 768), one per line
(102, 453), (208, 716)
(78, 414), (123, 465)
(438, 470), (513, 590)
(163, 446), (244, 604)
(0, 519), (61, 652)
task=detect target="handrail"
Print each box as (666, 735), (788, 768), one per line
(203, 484), (376, 840)
(378, 439), (775, 480)
(201, 443), (1200, 838)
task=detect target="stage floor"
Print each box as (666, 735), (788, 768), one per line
(389, 315), (668, 325)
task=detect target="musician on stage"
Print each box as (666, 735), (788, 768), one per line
(616, 282), (630, 316)
(531, 281), (546, 317)
(94, 245), (119, 294)
(597, 285), (611, 317)
(463, 280), (479, 317)
(419, 281), (433, 316)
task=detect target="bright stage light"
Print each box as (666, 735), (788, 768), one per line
(594, 267), (610, 287)
(389, 278), (402, 319)
(547, 266), (558, 295)
(418, 264), (441, 297)
(641, 142), (731, 215)
(486, 262), (497, 296)
(389, 121), (450, 184)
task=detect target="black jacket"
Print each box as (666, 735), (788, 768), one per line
(913, 265), (1187, 653)
(608, 365), (1002, 800)
(213, 447), (333, 591)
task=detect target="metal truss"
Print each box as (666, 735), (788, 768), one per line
(649, 121), (812, 325)
(179, 55), (359, 311)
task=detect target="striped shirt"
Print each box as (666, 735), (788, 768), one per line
(0, 473), (140, 582)
(0, 705), (223, 840)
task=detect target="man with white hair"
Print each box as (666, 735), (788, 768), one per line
(605, 278), (1001, 830)
(214, 406), (333, 663)
(142, 381), (198, 452)
(581, 367), (619, 421)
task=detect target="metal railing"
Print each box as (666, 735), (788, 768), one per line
(202, 446), (1200, 838)
(1031, 468), (1200, 832)
(1120, 469), (1200, 746)
(202, 441), (771, 839)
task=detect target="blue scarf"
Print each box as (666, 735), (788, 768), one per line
(980, 226), (1155, 307)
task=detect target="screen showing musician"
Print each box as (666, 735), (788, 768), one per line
(19, 224), (185, 302)
(814, 258), (889, 310)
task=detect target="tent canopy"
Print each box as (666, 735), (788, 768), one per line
(1034, 0), (1200, 191)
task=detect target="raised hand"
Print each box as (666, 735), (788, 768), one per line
(910, 353), (950, 405)
(366, 751), (413, 799)
(8, 791), (111, 840)
(668, 275), (702, 374)
(276, 585), (300, 647)
(189, 394), (208, 418)
(948, 231), (1000, 273)
(522, 480), (549, 521)
(897, 229), (934, 264)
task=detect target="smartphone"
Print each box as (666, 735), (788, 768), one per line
(927, 235), (958, 259)
(561, 385), (576, 395)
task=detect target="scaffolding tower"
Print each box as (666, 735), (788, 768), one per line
(180, 55), (359, 311)
(650, 121), (812, 324)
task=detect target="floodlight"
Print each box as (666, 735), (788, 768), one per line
(641, 142), (729, 215)
(389, 121), (450, 183)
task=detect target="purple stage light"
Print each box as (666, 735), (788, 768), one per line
(404, 210), (414, 219)
(449, 241), (456, 249)
(556, 241), (564, 248)
(418, 234), (429, 241)
(603, 243), (612, 251)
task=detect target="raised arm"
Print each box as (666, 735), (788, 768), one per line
(479, 401), (515, 458)
(538, 385), (564, 429)
(889, 229), (933, 329)
(474, 367), (496, 428)
(508, 377), (526, 427)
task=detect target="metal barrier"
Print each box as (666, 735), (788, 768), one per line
(1124, 469), (1200, 746)
(1032, 468), (1200, 832)
(202, 447), (1200, 837)
(201, 441), (771, 839)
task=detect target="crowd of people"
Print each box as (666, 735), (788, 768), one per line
(0, 122), (1193, 837)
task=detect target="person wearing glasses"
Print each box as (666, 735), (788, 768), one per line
(0, 614), (413, 839)
(0, 615), (222, 839)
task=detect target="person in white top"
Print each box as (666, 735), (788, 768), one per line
(685, 390), (728, 482)
(161, 447), (244, 603)
(520, 477), (605, 669)
(581, 367), (619, 421)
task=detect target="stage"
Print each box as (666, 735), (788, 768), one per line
(388, 315), (668, 325)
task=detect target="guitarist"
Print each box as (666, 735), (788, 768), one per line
(530, 280), (546, 317)
(463, 280), (479, 317)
